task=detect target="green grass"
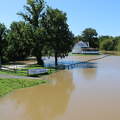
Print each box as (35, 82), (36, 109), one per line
(0, 78), (47, 97)
(101, 51), (120, 56)
(0, 69), (27, 76)
(0, 64), (55, 97)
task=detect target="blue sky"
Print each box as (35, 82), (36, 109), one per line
(0, 0), (120, 36)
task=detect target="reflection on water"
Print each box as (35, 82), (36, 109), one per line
(1, 56), (120, 120)
(81, 68), (97, 80)
(70, 62), (97, 80)
(71, 62), (97, 69)
(0, 71), (74, 120)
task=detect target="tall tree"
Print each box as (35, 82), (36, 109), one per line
(0, 23), (6, 68)
(74, 35), (83, 43)
(6, 21), (33, 61)
(42, 8), (74, 66)
(17, 0), (45, 66)
(82, 28), (99, 48)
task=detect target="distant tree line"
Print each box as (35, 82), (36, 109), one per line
(74, 28), (99, 48)
(99, 36), (120, 51)
(0, 0), (120, 68)
(75, 28), (120, 51)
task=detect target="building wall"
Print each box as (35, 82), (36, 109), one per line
(72, 41), (89, 54)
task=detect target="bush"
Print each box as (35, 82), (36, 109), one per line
(117, 41), (120, 51)
(100, 38), (113, 51)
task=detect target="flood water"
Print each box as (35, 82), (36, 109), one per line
(0, 56), (120, 120)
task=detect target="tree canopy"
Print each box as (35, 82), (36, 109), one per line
(18, 0), (45, 28)
(82, 28), (99, 48)
(0, 23), (6, 68)
(18, 0), (46, 66)
(99, 36), (120, 51)
(2, 0), (120, 68)
(6, 21), (33, 61)
(42, 8), (74, 66)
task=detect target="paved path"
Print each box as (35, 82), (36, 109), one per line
(0, 73), (40, 79)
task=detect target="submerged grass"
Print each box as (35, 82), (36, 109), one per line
(0, 64), (56, 97)
(0, 64), (56, 77)
(0, 78), (47, 97)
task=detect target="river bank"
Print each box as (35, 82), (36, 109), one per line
(102, 51), (120, 56)
(0, 55), (120, 120)
(0, 54), (106, 97)
(0, 78), (47, 97)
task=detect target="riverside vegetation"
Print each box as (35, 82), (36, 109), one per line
(0, 0), (74, 97)
(0, 78), (46, 97)
(0, 0), (120, 97)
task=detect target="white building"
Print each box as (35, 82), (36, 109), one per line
(72, 41), (89, 54)
(72, 41), (99, 54)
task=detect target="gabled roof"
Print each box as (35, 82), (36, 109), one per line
(75, 41), (89, 48)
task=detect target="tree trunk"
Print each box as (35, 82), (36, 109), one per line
(36, 54), (44, 66)
(55, 52), (58, 67)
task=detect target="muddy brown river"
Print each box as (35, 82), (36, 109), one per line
(0, 56), (120, 120)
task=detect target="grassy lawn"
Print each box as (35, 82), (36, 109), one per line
(0, 78), (47, 97)
(101, 51), (120, 56)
